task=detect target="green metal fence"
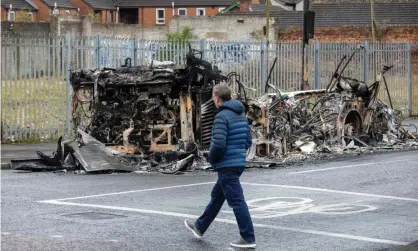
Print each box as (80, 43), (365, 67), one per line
(1, 33), (416, 142)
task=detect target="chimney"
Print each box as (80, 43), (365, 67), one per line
(240, 0), (251, 12)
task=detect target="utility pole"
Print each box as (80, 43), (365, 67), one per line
(266, 0), (270, 41)
(370, 0), (377, 81)
(370, 0), (376, 43)
(265, 0), (270, 93)
(300, 0), (309, 90)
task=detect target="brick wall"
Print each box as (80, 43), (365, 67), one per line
(278, 26), (418, 43)
(58, 15), (84, 36)
(92, 23), (167, 39)
(69, 0), (90, 15)
(1, 21), (50, 34)
(3, 14), (417, 44)
(100, 10), (116, 24)
(169, 15), (275, 41)
(1, 7), (7, 21)
(140, 6), (226, 26)
(30, 0), (51, 22)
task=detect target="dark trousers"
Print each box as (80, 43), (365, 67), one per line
(195, 167), (255, 242)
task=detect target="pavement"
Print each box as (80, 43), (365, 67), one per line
(1, 142), (57, 169)
(1, 149), (418, 251)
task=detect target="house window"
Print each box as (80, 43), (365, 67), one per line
(8, 11), (15, 21)
(218, 7), (225, 13)
(108, 11), (114, 22)
(156, 8), (165, 24)
(52, 8), (59, 14)
(66, 10), (70, 14)
(178, 8), (187, 16)
(196, 8), (205, 16)
(29, 12), (34, 21)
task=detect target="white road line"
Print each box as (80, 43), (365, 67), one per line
(39, 182), (216, 202)
(288, 159), (412, 174)
(51, 235), (63, 238)
(241, 182), (418, 202)
(38, 200), (408, 246)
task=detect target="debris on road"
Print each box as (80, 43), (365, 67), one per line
(10, 45), (418, 174)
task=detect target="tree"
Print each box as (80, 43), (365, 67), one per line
(16, 10), (33, 22)
(155, 26), (197, 62)
(166, 26), (196, 42)
(87, 10), (101, 23)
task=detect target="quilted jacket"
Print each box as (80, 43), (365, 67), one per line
(208, 99), (252, 170)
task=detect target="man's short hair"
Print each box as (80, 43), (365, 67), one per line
(213, 84), (232, 101)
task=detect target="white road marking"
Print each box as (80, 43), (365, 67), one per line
(241, 182), (418, 202)
(40, 182), (215, 202)
(288, 159), (412, 174)
(1, 232), (12, 235)
(51, 235), (63, 238)
(38, 199), (408, 246)
(222, 197), (378, 218)
(108, 239), (119, 243)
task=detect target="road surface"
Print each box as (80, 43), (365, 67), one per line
(1, 150), (418, 251)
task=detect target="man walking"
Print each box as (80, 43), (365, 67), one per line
(184, 84), (256, 249)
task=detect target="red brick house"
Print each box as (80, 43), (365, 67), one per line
(114, 0), (236, 25)
(27, 0), (78, 22)
(70, 0), (117, 23)
(1, 0), (38, 22)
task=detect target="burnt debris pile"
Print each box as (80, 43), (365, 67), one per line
(245, 55), (417, 162)
(11, 45), (418, 174)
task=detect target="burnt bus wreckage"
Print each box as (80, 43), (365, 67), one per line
(11, 45), (418, 174)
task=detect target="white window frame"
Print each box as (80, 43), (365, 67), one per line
(196, 8), (205, 16)
(218, 7), (225, 13)
(8, 10), (15, 21)
(156, 8), (165, 24)
(178, 8), (187, 16)
(52, 8), (59, 15)
(29, 12), (34, 21)
(65, 10), (70, 14)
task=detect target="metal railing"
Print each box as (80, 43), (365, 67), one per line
(1, 34), (416, 142)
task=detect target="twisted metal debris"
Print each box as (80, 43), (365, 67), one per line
(244, 50), (417, 161)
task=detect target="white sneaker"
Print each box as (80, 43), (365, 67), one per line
(230, 238), (256, 248)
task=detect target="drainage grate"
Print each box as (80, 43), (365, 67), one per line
(63, 212), (127, 220)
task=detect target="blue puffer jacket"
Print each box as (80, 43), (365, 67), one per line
(208, 99), (252, 170)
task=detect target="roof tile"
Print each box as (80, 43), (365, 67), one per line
(83, 0), (116, 9)
(41, 0), (77, 8)
(1, 0), (38, 10)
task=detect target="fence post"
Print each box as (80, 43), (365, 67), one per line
(137, 39), (142, 65)
(200, 39), (206, 59)
(363, 40), (369, 84)
(407, 43), (412, 117)
(65, 33), (72, 136)
(96, 34), (101, 69)
(314, 40), (320, 89)
(260, 40), (266, 94)
(133, 37), (139, 66)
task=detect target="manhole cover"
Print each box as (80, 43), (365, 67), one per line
(64, 212), (127, 220)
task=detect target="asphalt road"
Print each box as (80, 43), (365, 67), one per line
(1, 150), (418, 251)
